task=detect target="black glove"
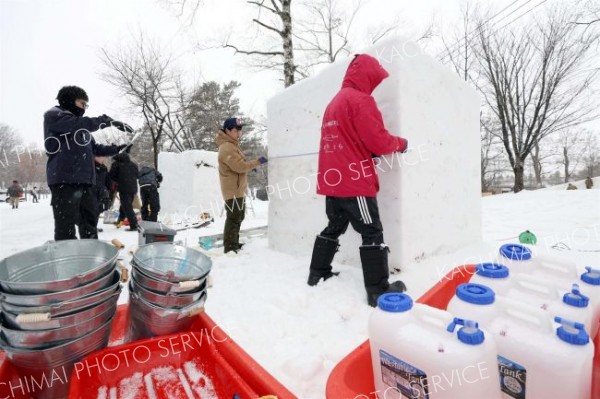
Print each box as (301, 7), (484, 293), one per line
(116, 144), (132, 153)
(123, 143), (133, 153)
(111, 120), (134, 133)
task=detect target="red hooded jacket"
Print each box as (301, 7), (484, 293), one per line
(316, 54), (407, 197)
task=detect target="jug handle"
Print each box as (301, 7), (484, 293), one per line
(496, 296), (554, 332)
(535, 254), (578, 278)
(511, 274), (558, 299)
(413, 304), (454, 330)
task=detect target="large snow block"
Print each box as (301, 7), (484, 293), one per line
(158, 150), (223, 219)
(267, 37), (481, 271)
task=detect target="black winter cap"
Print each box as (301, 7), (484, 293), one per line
(56, 86), (88, 108)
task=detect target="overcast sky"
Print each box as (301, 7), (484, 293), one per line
(1, 0), (593, 147)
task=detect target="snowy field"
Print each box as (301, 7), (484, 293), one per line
(0, 186), (599, 398)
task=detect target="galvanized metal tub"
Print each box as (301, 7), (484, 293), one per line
(131, 265), (207, 294)
(1, 275), (121, 317)
(128, 290), (206, 341)
(0, 299), (117, 349)
(129, 278), (206, 309)
(2, 292), (119, 331)
(0, 240), (118, 294)
(0, 269), (119, 307)
(131, 242), (211, 283)
(0, 315), (114, 399)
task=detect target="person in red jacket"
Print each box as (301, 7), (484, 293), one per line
(308, 54), (409, 307)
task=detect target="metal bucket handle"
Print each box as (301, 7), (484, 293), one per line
(178, 280), (201, 290)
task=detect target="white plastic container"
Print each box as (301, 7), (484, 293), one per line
(506, 274), (597, 338)
(578, 267), (600, 339)
(446, 283), (499, 329)
(469, 263), (512, 295)
(369, 293), (502, 399)
(497, 244), (579, 282)
(489, 297), (594, 399)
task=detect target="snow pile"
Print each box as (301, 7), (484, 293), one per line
(267, 36), (481, 271)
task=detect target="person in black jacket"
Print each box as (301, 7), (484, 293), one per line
(110, 153), (139, 231)
(44, 85), (133, 240)
(138, 166), (163, 222)
(93, 156), (113, 232)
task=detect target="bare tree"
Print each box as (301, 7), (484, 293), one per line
(0, 124), (25, 188)
(579, 130), (599, 177)
(100, 35), (188, 167)
(474, 8), (599, 192)
(224, 0), (296, 87)
(552, 129), (587, 182)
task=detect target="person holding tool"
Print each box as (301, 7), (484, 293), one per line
(307, 54), (409, 307)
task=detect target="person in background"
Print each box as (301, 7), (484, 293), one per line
(44, 85), (133, 240)
(585, 176), (593, 189)
(30, 186), (39, 203)
(7, 180), (23, 209)
(307, 54), (409, 307)
(138, 165), (163, 222)
(93, 156), (113, 233)
(110, 152), (139, 231)
(216, 117), (267, 253)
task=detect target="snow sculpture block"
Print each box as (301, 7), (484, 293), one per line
(158, 150), (224, 219)
(267, 37), (481, 270)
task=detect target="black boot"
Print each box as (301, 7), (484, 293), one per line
(307, 236), (340, 286)
(360, 244), (407, 307)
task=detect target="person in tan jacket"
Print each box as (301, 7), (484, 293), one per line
(217, 117), (268, 253)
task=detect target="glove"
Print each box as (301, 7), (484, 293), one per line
(123, 143), (133, 153)
(258, 156), (268, 165)
(111, 120), (134, 133)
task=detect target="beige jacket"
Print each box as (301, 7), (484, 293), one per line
(216, 131), (260, 200)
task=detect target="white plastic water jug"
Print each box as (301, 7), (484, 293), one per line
(469, 263), (512, 295)
(369, 293), (502, 399)
(497, 244), (579, 282)
(446, 283), (499, 329)
(578, 267), (600, 338)
(506, 274), (597, 338)
(489, 297), (594, 399)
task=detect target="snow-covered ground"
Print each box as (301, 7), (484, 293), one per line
(0, 188), (599, 398)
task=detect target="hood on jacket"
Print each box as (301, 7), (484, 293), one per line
(216, 130), (238, 147)
(341, 54), (389, 95)
(113, 152), (130, 163)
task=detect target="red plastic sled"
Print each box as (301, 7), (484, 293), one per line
(325, 264), (600, 399)
(0, 305), (296, 399)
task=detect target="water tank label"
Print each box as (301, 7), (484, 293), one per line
(379, 350), (430, 399)
(497, 355), (526, 399)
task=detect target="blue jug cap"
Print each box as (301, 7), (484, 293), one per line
(562, 284), (589, 308)
(580, 267), (600, 286)
(377, 293), (413, 312)
(475, 262), (509, 279)
(555, 317), (589, 346)
(447, 318), (485, 345)
(456, 283), (495, 305)
(499, 244), (532, 261)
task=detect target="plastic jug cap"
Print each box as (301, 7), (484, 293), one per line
(499, 244), (532, 261)
(580, 267), (600, 286)
(554, 317), (589, 346)
(562, 284), (590, 308)
(447, 318), (485, 345)
(377, 293), (413, 312)
(456, 283), (495, 305)
(475, 262), (509, 279)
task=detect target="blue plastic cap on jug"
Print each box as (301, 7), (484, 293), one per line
(499, 243), (532, 261)
(447, 318), (485, 345)
(562, 284), (590, 308)
(554, 317), (589, 345)
(456, 283), (495, 305)
(377, 293), (413, 312)
(475, 262), (509, 279)
(580, 266), (600, 286)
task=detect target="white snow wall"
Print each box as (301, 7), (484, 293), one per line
(267, 38), (481, 271)
(158, 150), (224, 219)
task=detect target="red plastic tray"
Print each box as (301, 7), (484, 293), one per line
(0, 305), (296, 399)
(325, 264), (600, 399)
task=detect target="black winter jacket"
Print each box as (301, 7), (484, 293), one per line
(110, 153), (139, 194)
(43, 106), (121, 186)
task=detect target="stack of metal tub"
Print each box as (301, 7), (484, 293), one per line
(129, 242), (211, 341)
(0, 240), (121, 399)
